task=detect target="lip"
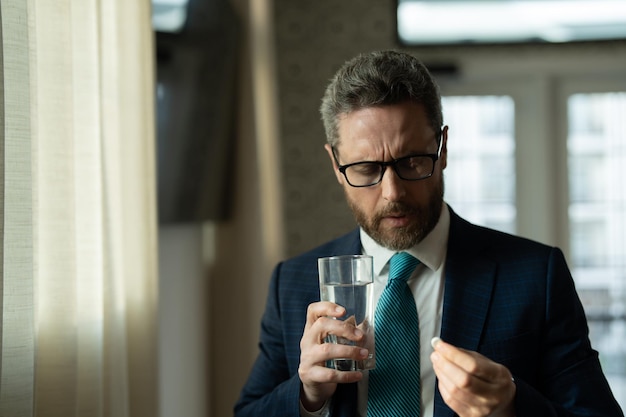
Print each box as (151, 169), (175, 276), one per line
(381, 214), (411, 227)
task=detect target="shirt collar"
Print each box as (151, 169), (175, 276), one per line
(360, 204), (450, 276)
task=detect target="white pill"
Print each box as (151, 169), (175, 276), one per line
(431, 336), (441, 349)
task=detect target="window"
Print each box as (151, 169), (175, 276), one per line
(443, 96), (516, 234)
(567, 92), (626, 401)
(152, 0), (189, 33)
(441, 86), (626, 408)
(397, 0), (626, 45)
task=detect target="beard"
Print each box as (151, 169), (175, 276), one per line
(346, 177), (444, 251)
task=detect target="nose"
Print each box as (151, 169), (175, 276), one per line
(380, 166), (407, 202)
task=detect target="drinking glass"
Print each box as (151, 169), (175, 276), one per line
(318, 255), (375, 371)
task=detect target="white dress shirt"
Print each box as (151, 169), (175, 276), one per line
(301, 205), (450, 417)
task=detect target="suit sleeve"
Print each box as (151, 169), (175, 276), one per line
(234, 263), (302, 417)
(514, 248), (623, 417)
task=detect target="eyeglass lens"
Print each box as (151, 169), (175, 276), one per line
(344, 156), (434, 186)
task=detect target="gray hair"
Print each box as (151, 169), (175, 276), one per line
(320, 50), (443, 147)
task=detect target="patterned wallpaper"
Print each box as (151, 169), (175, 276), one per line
(274, 0), (398, 257)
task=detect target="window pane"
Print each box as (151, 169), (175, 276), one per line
(443, 96), (516, 234)
(397, 0), (626, 45)
(568, 92), (626, 408)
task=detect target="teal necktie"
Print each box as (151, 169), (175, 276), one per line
(368, 252), (421, 417)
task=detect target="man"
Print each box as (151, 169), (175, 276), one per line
(234, 50), (624, 417)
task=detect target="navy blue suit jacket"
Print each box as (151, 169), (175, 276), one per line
(235, 209), (623, 416)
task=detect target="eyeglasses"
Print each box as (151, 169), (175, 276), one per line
(332, 134), (443, 188)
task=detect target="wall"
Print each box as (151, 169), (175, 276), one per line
(159, 225), (209, 417)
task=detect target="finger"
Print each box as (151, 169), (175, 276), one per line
(303, 367), (364, 385)
(431, 342), (516, 416)
(435, 373), (474, 416)
(299, 360), (364, 385)
(300, 343), (368, 389)
(302, 342), (369, 370)
(431, 338), (498, 382)
(302, 303), (365, 347)
(300, 321), (366, 377)
(434, 363), (515, 417)
(305, 302), (346, 328)
(431, 350), (499, 415)
(302, 302), (346, 344)
(431, 349), (485, 393)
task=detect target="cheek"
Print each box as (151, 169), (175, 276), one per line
(404, 180), (440, 205)
(346, 188), (378, 210)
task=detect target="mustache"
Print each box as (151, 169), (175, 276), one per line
(375, 202), (419, 219)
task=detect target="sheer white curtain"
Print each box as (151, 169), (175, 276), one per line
(0, 1), (158, 416)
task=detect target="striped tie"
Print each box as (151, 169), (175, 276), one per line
(367, 252), (421, 417)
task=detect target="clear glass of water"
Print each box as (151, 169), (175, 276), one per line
(318, 255), (375, 371)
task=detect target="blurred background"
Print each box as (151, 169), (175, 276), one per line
(153, 0), (626, 415)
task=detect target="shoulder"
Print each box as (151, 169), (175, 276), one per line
(266, 228), (362, 317)
(270, 228), (361, 288)
(281, 228), (362, 270)
(447, 207), (558, 264)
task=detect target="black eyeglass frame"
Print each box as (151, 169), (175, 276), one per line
(331, 129), (444, 188)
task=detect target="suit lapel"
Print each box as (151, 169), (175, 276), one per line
(441, 252), (495, 350)
(435, 210), (497, 417)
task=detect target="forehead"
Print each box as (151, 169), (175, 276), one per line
(336, 102), (435, 158)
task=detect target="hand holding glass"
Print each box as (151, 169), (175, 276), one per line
(318, 255), (376, 371)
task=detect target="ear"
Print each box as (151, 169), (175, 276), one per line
(324, 144), (346, 185)
(439, 126), (448, 170)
